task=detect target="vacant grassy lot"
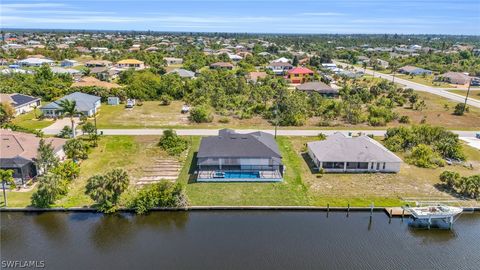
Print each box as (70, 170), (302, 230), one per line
(393, 91), (480, 130)
(12, 107), (53, 130)
(288, 136), (480, 207)
(3, 136), (170, 208)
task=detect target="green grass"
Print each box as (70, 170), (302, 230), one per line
(12, 108), (52, 130)
(447, 89), (480, 100)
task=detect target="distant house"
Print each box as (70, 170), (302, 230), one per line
(247, 71), (268, 83)
(196, 129), (283, 182)
(167, 68), (196, 78)
(321, 63), (337, 70)
(107, 97), (120, 105)
(0, 130), (66, 185)
(0, 93), (41, 116)
(228, 54), (243, 62)
(307, 133), (402, 173)
(17, 57), (54, 67)
(398, 65), (432, 76)
(287, 67), (315, 84)
(84, 60), (112, 68)
(116, 59), (145, 70)
(163, 57), (183, 66)
(272, 57), (290, 63)
(61, 59), (79, 67)
(41, 92), (101, 118)
(376, 59), (389, 69)
(295, 81), (339, 97)
(437, 72), (471, 85)
(51, 67), (81, 77)
(210, 62), (234, 70)
(145, 46), (159, 52)
(266, 61), (293, 75)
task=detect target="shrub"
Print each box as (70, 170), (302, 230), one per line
(57, 126), (72, 138)
(368, 116), (386, 126)
(130, 182), (189, 214)
(439, 171), (460, 187)
(189, 105), (213, 123)
(158, 129), (188, 155)
(64, 139), (89, 160)
(453, 103), (468, 115)
(159, 94), (173, 105)
(407, 144), (445, 168)
(218, 117), (230, 123)
(399, 115), (410, 124)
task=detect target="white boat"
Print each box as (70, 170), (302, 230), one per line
(407, 205), (463, 219)
(403, 204), (463, 229)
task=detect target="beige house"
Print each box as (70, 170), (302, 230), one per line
(116, 59), (145, 70)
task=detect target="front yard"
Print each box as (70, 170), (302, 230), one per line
(12, 107), (53, 130)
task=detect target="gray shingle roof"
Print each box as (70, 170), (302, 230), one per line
(167, 68), (195, 78)
(307, 133), (402, 163)
(296, 81), (338, 94)
(197, 129), (282, 159)
(42, 92), (100, 112)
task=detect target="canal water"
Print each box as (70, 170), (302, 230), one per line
(1, 211), (479, 270)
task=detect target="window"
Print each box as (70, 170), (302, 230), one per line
(383, 163), (386, 170)
(358, 162), (369, 169)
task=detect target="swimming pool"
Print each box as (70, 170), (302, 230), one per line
(223, 171), (260, 179)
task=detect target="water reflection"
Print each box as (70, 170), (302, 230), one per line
(32, 212), (69, 243)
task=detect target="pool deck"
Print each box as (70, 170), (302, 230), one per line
(197, 170), (283, 182)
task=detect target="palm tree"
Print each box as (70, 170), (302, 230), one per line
(58, 99), (81, 138)
(389, 61), (398, 83)
(362, 61), (367, 73)
(0, 169), (15, 207)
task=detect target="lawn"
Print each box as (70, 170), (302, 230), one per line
(395, 74), (450, 87)
(447, 89), (480, 100)
(12, 107), (53, 130)
(177, 136), (312, 206)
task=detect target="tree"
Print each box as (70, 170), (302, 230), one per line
(64, 139), (89, 161)
(189, 105), (213, 123)
(31, 172), (64, 208)
(0, 102), (15, 124)
(0, 169), (15, 207)
(158, 129), (188, 155)
(81, 121), (97, 145)
(292, 56), (299, 66)
(58, 99), (81, 138)
(85, 168), (130, 213)
(36, 139), (59, 174)
(362, 61), (367, 73)
(453, 103), (468, 116)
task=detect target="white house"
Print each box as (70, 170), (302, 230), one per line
(307, 133), (402, 173)
(61, 59), (79, 67)
(17, 57), (54, 67)
(228, 54), (243, 62)
(0, 93), (41, 116)
(41, 92), (101, 118)
(272, 57), (291, 63)
(163, 57), (183, 66)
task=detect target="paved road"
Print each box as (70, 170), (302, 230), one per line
(334, 61), (480, 108)
(97, 128), (478, 137)
(98, 128), (480, 150)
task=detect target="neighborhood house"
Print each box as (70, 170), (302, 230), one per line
(196, 129), (283, 182)
(307, 133), (402, 173)
(0, 93), (41, 116)
(295, 81), (339, 98)
(116, 59), (145, 70)
(287, 67), (315, 84)
(41, 92), (101, 118)
(0, 130), (66, 185)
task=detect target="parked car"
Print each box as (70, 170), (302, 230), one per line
(126, 99), (136, 108)
(181, 104), (190, 113)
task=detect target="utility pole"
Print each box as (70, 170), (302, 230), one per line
(93, 102), (98, 146)
(462, 78), (472, 115)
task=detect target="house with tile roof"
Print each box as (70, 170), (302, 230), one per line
(287, 67), (315, 84)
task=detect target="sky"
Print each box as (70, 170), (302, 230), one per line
(1, 0), (479, 35)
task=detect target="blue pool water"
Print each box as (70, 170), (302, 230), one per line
(223, 171), (260, 179)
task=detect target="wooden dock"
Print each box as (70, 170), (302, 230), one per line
(385, 207), (411, 218)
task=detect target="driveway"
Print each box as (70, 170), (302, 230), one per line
(334, 61), (480, 108)
(42, 117), (81, 135)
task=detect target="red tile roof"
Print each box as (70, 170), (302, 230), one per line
(288, 67), (314, 74)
